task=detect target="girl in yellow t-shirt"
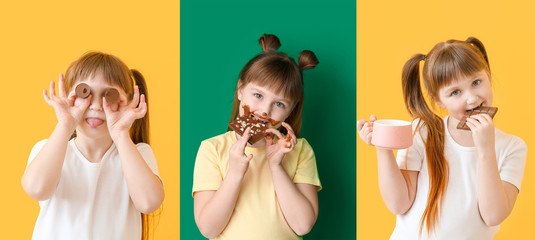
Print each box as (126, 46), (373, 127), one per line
(193, 34), (322, 239)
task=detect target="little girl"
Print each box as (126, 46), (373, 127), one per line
(357, 37), (527, 239)
(21, 52), (165, 240)
(192, 34), (321, 239)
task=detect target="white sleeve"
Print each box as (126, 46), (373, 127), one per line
(136, 143), (160, 177)
(27, 139), (48, 167)
(498, 136), (527, 191)
(396, 121), (425, 171)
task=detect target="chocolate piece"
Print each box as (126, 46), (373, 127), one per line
(457, 106), (498, 130)
(105, 88), (120, 104)
(229, 105), (269, 144)
(75, 83), (91, 98)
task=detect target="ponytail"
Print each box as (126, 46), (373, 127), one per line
(130, 69), (157, 240)
(465, 37), (490, 71)
(401, 54), (449, 236)
(130, 69), (150, 145)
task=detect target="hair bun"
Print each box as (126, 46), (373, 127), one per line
(259, 34), (281, 52)
(298, 50), (319, 70)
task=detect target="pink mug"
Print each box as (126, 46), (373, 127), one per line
(371, 119), (413, 149)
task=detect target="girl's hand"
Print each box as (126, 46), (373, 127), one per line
(228, 127), (254, 177)
(466, 114), (495, 151)
(103, 85), (147, 140)
(265, 122), (297, 167)
(357, 114), (377, 146)
(43, 74), (91, 130)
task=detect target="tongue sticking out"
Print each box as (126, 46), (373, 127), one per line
(86, 118), (104, 128)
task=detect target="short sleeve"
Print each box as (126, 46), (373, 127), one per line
(498, 137), (527, 191)
(192, 140), (224, 196)
(293, 139), (322, 191)
(27, 139), (48, 167)
(136, 143), (160, 177)
(396, 121), (425, 171)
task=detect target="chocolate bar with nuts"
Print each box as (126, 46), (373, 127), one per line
(456, 106), (498, 130)
(229, 105), (269, 144)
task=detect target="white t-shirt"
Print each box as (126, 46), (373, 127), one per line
(27, 139), (160, 240)
(392, 116), (527, 240)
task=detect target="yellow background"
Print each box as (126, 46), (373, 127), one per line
(358, 0), (535, 239)
(0, 0), (179, 238)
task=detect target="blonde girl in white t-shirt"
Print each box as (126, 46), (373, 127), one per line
(22, 51), (164, 240)
(357, 37), (527, 239)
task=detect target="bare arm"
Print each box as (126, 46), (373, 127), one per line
(193, 128), (253, 238)
(114, 133), (164, 214)
(377, 149), (419, 214)
(467, 115), (519, 226)
(358, 115), (418, 215)
(264, 123), (318, 235)
(193, 170), (244, 239)
(270, 165), (318, 236)
(22, 76), (91, 200)
(104, 86), (163, 214)
(22, 124), (74, 200)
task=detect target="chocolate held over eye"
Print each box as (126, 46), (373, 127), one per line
(105, 88), (120, 104)
(456, 106), (498, 131)
(75, 83), (91, 98)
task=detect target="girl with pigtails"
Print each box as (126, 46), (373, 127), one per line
(192, 34), (321, 239)
(358, 38), (527, 239)
(22, 52), (164, 240)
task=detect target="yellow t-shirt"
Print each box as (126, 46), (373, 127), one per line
(192, 131), (322, 240)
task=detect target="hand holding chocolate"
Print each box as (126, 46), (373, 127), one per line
(456, 106), (498, 130)
(229, 105), (270, 144)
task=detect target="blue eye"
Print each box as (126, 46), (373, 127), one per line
(472, 80), (481, 86)
(275, 102), (285, 108)
(451, 90), (460, 96)
(254, 93), (262, 99)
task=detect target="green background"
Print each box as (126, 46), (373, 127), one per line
(180, 0), (356, 238)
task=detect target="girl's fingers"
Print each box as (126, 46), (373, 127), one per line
(129, 85), (140, 108)
(49, 81), (56, 98)
(102, 97), (112, 113)
(265, 128), (284, 141)
(58, 74), (66, 98)
(265, 134), (273, 145)
(370, 114), (377, 122)
(43, 89), (51, 103)
(238, 127), (251, 149)
(357, 120), (366, 131)
(281, 122), (294, 133)
(138, 94), (146, 109)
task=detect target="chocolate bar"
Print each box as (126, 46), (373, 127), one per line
(229, 105), (269, 144)
(75, 83), (91, 98)
(456, 106), (498, 130)
(105, 88), (120, 104)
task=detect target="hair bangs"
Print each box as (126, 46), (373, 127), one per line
(244, 56), (303, 102)
(424, 42), (488, 97)
(65, 52), (134, 97)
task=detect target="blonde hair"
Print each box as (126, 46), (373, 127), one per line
(401, 37), (490, 235)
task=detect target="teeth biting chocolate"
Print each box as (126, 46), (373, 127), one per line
(229, 105), (269, 144)
(457, 106), (498, 130)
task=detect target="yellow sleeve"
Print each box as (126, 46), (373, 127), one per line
(192, 140), (224, 196)
(293, 139), (322, 191)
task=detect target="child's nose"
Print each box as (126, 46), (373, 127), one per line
(466, 92), (479, 105)
(89, 95), (104, 111)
